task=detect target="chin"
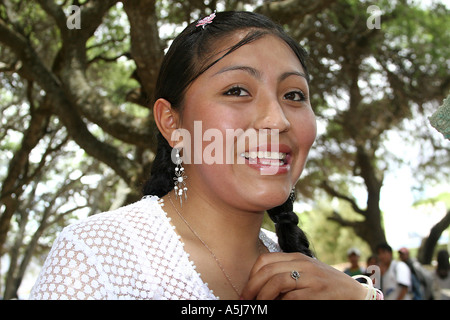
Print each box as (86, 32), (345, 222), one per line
(248, 186), (291, 211)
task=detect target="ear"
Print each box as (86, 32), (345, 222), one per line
(153, 98), (180, 148)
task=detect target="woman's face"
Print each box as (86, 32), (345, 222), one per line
(178, 33), (317, 212)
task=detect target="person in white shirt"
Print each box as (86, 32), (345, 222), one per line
(376, 243), (412, 300)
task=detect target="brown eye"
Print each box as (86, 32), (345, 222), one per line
(284, 91), (306, 102)
(224, 86), (250, 97)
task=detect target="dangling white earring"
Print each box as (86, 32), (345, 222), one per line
(173, 148), (188, 207)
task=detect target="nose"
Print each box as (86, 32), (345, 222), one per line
(253, 93), (290, 133)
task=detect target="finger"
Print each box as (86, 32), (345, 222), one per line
(248, 252), (306, 278)
(281, 288), (319, 300)
(242, 252), (313, 300)
(242, 260), (305, 300)
(242, 260), (293, 299)
(280, 271), (369, 300)
(255, 271), (301, 300)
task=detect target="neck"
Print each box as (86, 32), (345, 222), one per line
(166, 186), (265, 254)
(163, 186), (267, 299)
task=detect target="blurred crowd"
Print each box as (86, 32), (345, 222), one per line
(343, 244), (450, 300)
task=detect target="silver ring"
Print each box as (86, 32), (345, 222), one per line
(290, 270), (300, 281)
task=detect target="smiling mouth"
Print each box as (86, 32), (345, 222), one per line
(240, 151), (287, 166)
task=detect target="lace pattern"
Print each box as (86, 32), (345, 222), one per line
(29, 196), (280, 300)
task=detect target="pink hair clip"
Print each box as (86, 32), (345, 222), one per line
(196, 11), (216, 29)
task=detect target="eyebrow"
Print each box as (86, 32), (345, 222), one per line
(279, 71), (308, 82)
(213, 65), (262, 80)
(212, 65), (307, 82)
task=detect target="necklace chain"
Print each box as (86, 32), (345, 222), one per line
(168, 194), (263, 298)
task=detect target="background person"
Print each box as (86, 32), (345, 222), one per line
(398, 247), (433, 300)
(344, 247), (365, 277)
(376, 242), (412, 300)
(433, 249), (450, 300)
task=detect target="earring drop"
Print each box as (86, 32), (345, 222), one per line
(173, 148), (188, 206)
(289, 187), (296, 203)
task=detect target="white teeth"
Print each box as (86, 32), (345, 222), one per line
(240, 151), (287, 161)
(259, 159), (282, 166)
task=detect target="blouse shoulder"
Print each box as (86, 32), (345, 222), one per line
(30, 196), (217, 300)
(29, 196), (187, 300)
(52, 195), (166, 253)
(66, 195), (163, 232)
(259, 228), (281, 253)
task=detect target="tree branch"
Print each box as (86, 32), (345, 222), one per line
(0, 96), (51, 257)
(320, 180), (366, 215)
(327, 210), (359, 228)
(87, 52), (130, 65)
(255, 0), (337, 24)
(0, 17), (137, 185)
(36, 0), (67, 31)
(78, 0), (120, 42)
(61, 66), (156, 148)
(38, 0), (120, 43)
(355, 145), (382, 209)
(39, 0), (158, 148)
(123, 0), (163, 103)
(418, 209), (450, 264)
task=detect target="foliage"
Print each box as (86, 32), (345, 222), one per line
(299, 198), (371, 266)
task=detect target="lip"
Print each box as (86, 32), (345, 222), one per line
(241, 144), (292, 175)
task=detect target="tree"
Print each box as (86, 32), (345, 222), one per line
(417, 193), (450, 264)
(0, 0), (448, 298)
(418, 209), (450, 265)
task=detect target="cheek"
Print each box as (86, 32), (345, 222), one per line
(183, 105), (248, 160)
(289, 111), (317, 173)
(292, 110), (317, 150)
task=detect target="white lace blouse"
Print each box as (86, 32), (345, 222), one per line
(29, 195), (280, 300)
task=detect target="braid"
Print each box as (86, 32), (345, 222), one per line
(267, 195), (313, 257)
(142, 133), (175, 197)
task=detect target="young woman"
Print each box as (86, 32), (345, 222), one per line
(30, 11), (377, 300)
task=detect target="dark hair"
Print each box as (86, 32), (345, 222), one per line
(375, 242), (393, 253)
(143, 11), (312, 257)
(436, 249), (449, 279)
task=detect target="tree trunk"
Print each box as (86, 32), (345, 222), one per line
(418, 209), (450, 264)
(324, 145), (387, 253)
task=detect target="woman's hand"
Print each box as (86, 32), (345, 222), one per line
(240, 252), (368, 300)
